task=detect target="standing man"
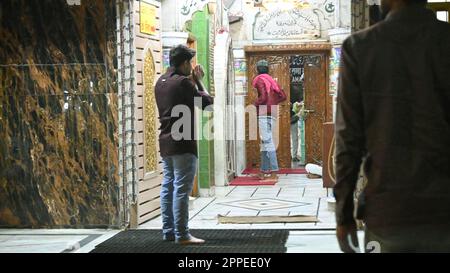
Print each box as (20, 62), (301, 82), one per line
(155, 45), (213, 245)
(335, 0), (450, 252)
(290, 85), (302, 163)
(293, 100), (306, 165)
(252, 60), (287, 180)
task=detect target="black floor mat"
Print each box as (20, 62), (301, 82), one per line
(90, 229), (289, 253)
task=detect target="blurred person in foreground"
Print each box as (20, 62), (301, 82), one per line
(334, 0), (450, 253)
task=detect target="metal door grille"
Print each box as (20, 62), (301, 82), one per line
(116, 0), (136, 228)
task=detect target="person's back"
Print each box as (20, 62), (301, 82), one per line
(253, 74), (287, 116)
(154, 45), (213, 245)
(335, 1), (450, 252)
(155, 67), (197, 157)
(252, 60), (286, 180)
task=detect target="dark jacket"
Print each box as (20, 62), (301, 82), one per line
(253, 75), (287, 116)
(334, 4), (450, 235)
(155, 67), (214, 157)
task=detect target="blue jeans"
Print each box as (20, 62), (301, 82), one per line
(261, 151), (279, 173)
(258, 116), (279, 172)
(160, 153), (198, 241)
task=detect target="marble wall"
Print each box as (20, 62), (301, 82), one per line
(0, 0), (119, 227)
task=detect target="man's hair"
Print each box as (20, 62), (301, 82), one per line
(257, 65), (269, 74)
(169, 45), (196, 67)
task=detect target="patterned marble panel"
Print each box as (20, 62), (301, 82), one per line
(20, 64), (110, 96)
(217, 198), (311, 211)
(0, 94), (118, 227)
(0, 67), (25, 96)
(0, 0), (117, 65)
(0, 0), (118, 227)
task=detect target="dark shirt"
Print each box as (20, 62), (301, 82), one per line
(155, 67), (214, 158)
(334, 4), (450, 235)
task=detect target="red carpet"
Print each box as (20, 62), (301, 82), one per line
(241, 168), (307, 175)
(229, 176), (277, 186)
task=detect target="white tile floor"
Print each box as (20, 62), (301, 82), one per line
(0, 174), (343, 253)
(140, 174), (336, 231)
(0, 229), (118, 253)
(286, 231), (366, 253)
(135, 174), (342, 252)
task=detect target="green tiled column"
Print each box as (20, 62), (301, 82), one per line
(191, 8), (214, 190)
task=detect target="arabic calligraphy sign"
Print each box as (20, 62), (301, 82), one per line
(253, 2), (335, 40)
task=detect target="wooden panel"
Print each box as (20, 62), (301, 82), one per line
(245, 57), (261, 169)
(138, 199), (160, 216)
(134, 0), (161, 15)
(135, 37), (162, 55)
(140, 173), (163, 190)
(136, 53), (162, 68)
(137, 167), (145, 181)
(325, 57), (333, 123)
(134, 0), (162, 224)
(135, 84), (144, 96)
(154, 62), (162, 74)
(136, 48), (144, 61)
(326, 94), (333, 122)
(245, 55), (291, 169)
(135, 107), (143, 120)
(151, 51), (162, 64)
(134, 0), (163, 225)
(136, 49), (162, 64)
(322, 122), (335, 188)
(136, 61), (143, 73)
(136, 64), (161, 84)
(134, 94), (143, 106)
(135, 120), (144, 133)
(138, 208), (161, 224)
(137, 155), (144, 169)
(136, 130), (144, 144)
(136, 34), (161, 44)
(136, 70), (143, 84)
(136, 49), (144, 61)
(136, 143), (145, 154)
(138, 185), (161, 203)
(135, 36), (149, 49)
(134, 84), (160, 99)
(304, 54), (327, 164)
(134, 31), (161, 41)
(135, 0), (161, 9)
(245, 46), (331, 168)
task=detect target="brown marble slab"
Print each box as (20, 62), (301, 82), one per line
(0, 0), (117, 66)
(0, 93), (119, 227)
(0, 0), (119, 227)
(19, 64), (111, 96)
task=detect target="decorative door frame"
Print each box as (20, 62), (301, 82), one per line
(244, 43), (333, 168)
